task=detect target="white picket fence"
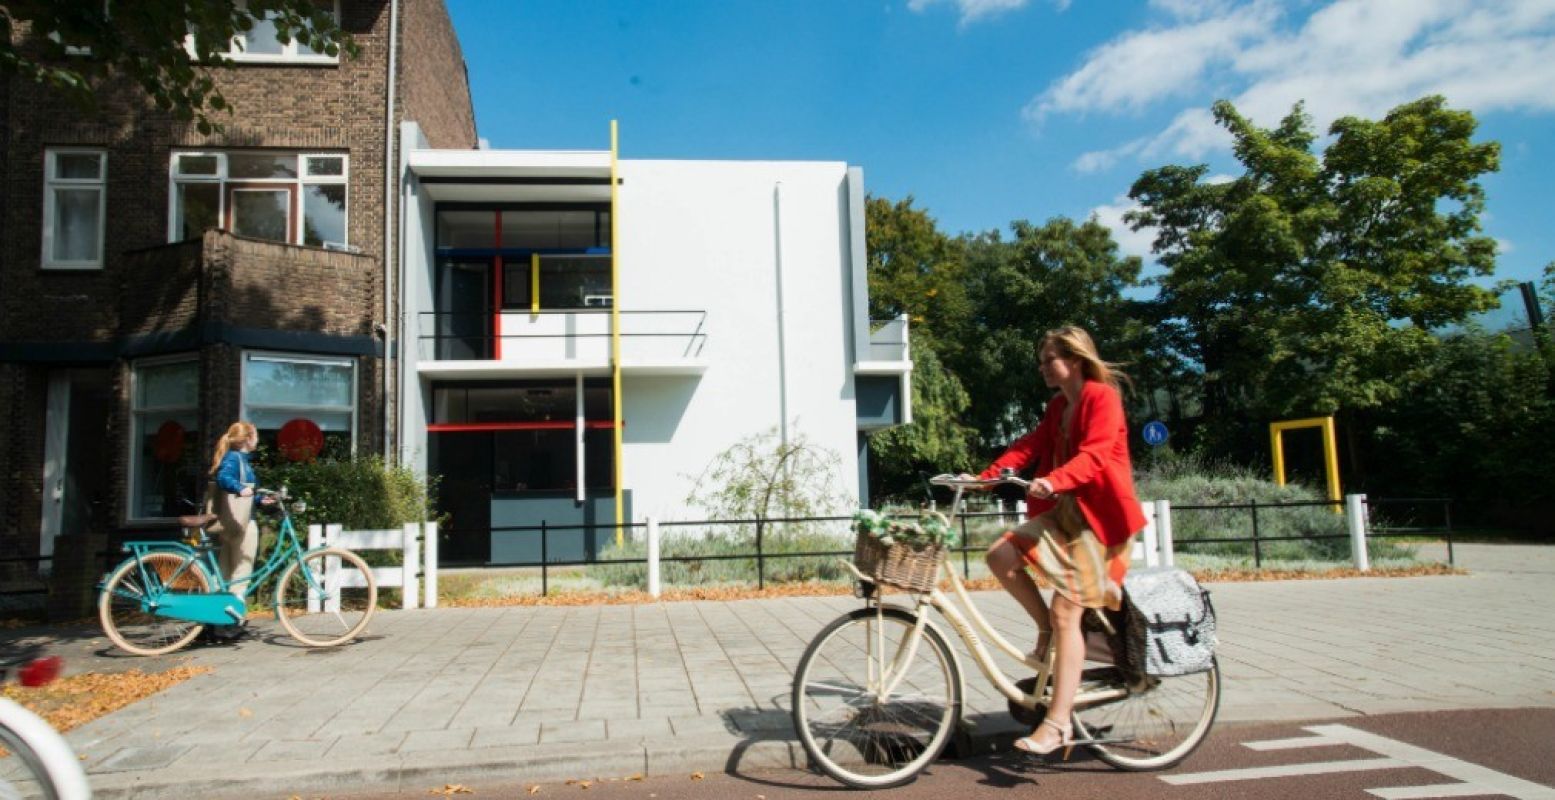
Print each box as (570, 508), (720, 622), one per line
(306, 522), (439, 610)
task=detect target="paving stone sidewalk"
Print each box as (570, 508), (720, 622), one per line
(2, 543), (1551, 798)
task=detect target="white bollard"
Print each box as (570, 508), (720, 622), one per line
(1155, 499), (1175, 567)
(647, 517), (661, 598)
(1139, 501), (1160, 567)
(423, 521), (439, 609)
(325, 523), (343, 614)
(307, 524), (323, 613)
(402, 523), (420, 610)
(1346, 494), (1369, 572)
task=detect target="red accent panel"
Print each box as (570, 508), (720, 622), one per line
(427, 421), (619, 433)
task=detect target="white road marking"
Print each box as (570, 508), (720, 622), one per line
(1162, 757), (1407, 785)
(1160, 723), (1555, 799)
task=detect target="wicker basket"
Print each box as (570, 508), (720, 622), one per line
(853, 531), (945, 592)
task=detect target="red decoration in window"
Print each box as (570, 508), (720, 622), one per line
(153, 420), (186, 464)
(278, 418), (325, 462)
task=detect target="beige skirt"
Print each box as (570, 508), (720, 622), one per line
(1004, 504), (1133, 610)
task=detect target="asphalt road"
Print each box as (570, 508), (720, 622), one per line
(317, 707), (1555, 799)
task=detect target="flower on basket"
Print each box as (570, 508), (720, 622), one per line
(852, 508), (955, 549)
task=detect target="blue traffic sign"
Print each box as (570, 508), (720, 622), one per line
(1142, 420), (1169, 447)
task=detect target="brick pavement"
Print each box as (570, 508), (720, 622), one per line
(1, 543), (1550, 798)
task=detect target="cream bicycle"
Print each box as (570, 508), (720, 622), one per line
(790, 473), (1220, 788)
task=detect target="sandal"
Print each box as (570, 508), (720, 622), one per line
(1028, 630), (1052, 662)
(1013, 718), (1073, 759)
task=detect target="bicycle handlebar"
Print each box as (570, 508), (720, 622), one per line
(928, 472), (1031, 489)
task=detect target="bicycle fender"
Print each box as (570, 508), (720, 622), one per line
(0, 697), (92, 799)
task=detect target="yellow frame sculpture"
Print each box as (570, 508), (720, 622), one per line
(1269, 416), (1341, 508)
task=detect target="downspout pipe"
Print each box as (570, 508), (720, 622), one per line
(382, 0), (400, 460)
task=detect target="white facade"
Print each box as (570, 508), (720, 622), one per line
(397, 125), (910, 560)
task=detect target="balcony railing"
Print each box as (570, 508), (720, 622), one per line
(418, 309), (708, 368)
(864, 315), (910, 363)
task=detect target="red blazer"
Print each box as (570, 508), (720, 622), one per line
(978, 380), (1146, 546)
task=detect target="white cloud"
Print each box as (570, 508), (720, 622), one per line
(1497, 238), (1515, 255)
(1090, 195), (1157, 261)
(908, 0), (1032, 26)
(1035, 0), (1555, 163)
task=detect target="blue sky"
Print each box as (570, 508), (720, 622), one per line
(445, 0), (1555, 292)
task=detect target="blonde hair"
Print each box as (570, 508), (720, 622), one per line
(1039, 325), (1132, 391)
(209, 421), (258, 475)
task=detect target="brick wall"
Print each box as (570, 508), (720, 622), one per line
(400, 0), (478, 150)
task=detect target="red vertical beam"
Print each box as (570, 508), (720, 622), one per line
(492, 211), (503, 360)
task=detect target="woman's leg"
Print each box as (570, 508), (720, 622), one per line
(1032, 593), (1084, 747)
(985, 536), (1051, 632)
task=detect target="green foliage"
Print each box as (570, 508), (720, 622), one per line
(592, 522), (857, 588)
(954, 216), (1155, 445)
(865, 195), (973, 364)
(852, 508), (953, 549)
(867, 337), (977, 503)
(1, 1), (358, 134)
(262, 454), (437, 530)
(684, 428), (853, 521)
(1129, 96), (1501, 424)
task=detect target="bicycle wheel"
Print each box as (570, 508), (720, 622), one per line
(1072, 658), (1220, 771)
(98, 552), (213, 656)
(274, 548), (377, 647)
(0, 698), (91, 800)
(791, 606), (961, 788)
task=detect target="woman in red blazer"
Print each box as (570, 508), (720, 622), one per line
(973, 325), (1145, 757)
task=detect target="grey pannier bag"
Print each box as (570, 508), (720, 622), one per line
(1120, 567), (1217, 677)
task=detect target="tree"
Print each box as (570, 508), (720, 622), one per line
(684, 428), (854, 523)
(1, 1), (357, 134)
(956, 216), (1153, 445)
(1128, 96), (1502, 467)
(866, 337), (977, 503)
(865, 196), (973, 365)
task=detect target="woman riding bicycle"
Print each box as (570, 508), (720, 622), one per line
(972, 325), (1145, 757)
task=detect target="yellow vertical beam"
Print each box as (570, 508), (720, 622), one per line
(610, 120), (624, 543)
(1322, 416), (1341, 505)
(530, 252), (540, 314)
(1270, 426), (1287, 487)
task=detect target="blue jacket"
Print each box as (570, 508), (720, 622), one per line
(214, 450), (256, 495)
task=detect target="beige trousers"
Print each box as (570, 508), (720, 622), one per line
(211, 486), (257, 598)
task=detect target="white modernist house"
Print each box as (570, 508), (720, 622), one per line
(396, 122), (911, 565)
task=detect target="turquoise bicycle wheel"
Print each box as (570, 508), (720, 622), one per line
(275, 548), (377, 647)
(98, 552), (213, 656)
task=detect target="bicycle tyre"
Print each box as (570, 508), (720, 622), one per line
(98, 551), (213, 657)
(1072, 658), (1220, 771)
(274, 548), (377, 647)
(791, 606), (961, 789)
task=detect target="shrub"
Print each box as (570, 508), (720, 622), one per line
(262, 454), (437, 530)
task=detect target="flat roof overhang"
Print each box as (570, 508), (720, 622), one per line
(408, 149), (613, 203)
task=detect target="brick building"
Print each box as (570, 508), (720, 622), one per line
(0, 0), (476, 613)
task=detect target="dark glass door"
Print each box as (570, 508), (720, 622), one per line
(436, 258), (491, 359)
(429, 431), (493, 564)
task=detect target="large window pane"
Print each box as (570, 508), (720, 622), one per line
(493, 430), (575, 492)
(232, 189), (290, 241)
(501, 210), (601, 249)
(247, 358), (352, 407)
(176, 183), (220, 240)
(175, 154), (219, 176)
(51, 189), (100, 262)
(55, 153), (102, 180)
(501, 261), (532, 308)
(136, 361), (199, 408)
(539, 256), (611, 309)
(302, 184), (346, 246)
(437, 211), (495, 249)
(229, 153), (297, 179)
(239, 14), (286, 56)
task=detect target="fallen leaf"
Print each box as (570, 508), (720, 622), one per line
(430, 784), (474, 796)
(691, 772), (704, 781)
(579, 781), (591, 789)
(628, 774), (644, 781)
(527, 786), (541, 795)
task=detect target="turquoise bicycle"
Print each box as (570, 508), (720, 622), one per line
(97, 487), (377, 655)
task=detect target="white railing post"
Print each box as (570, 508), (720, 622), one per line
(423, 521), (438, 609)
(325, 523), (343, 613)
(1139, 500), (1160, 567)
(647, 516), (661, 598)
(307, 524), (324, 612)
(402, 523), (420, 610)
(1155, 499), (1174, 567)
(1346, 494), (1369, 572)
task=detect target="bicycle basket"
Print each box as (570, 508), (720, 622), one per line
(853, 531), (944, 593)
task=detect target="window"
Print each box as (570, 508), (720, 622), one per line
(429, 380), (614, 493)
(189, 1), (341, 64)
(43, 149), (107, 269)
(129, 358), (201, 520)
(242, 353), (357, 461)
(170, 151), (348, 247)
(433, 207), (612, 312)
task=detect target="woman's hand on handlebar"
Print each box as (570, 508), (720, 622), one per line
(1028, 477), (1056, 500)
